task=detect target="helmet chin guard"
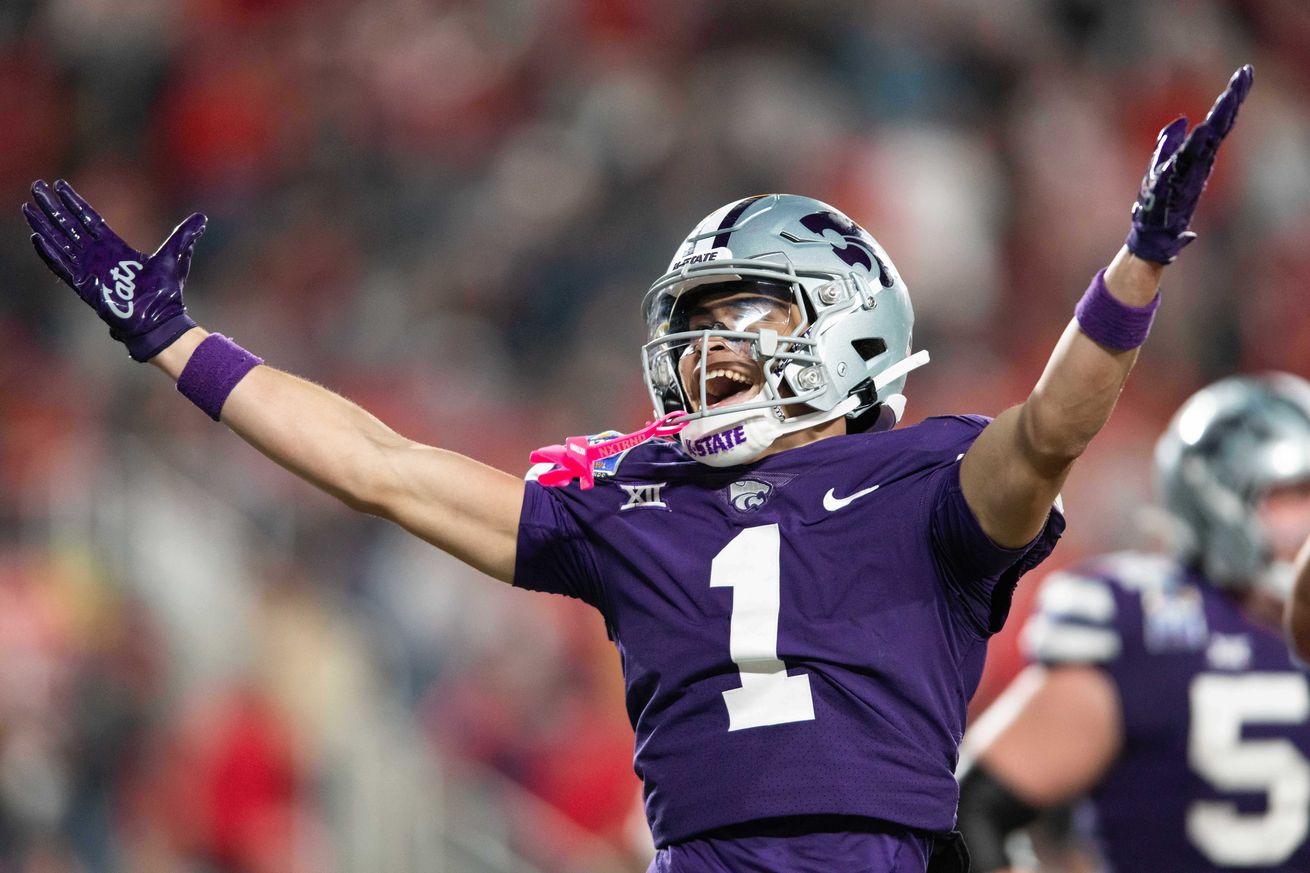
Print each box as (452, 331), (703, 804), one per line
(678, 395), (861, 467)
(642, 194), (926, 466)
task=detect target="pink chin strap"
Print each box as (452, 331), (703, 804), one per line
(530, 411), (688, 489)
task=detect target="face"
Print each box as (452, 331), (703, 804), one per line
(674, 288), (803, 412)
(1258, 480), (1310, 563)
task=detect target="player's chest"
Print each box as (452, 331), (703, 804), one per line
(594, 474), (932, 625)
(1139, 595), (1310, 741)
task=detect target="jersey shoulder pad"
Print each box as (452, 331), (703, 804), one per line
(1094, 552), (1210, 655)
(860, 413), (994, 474)
(1090, 551), (1186, 593)
(910, 414), (993, 446)
(1021, 565), (1123, 665)
(1022, 552), (1199, 666)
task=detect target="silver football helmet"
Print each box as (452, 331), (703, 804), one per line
(641, 194), (927, 465)
(1155, 373), (1310, 593)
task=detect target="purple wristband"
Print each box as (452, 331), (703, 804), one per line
(176, 334), (263, 421)
(1074, 268), (1160, 351)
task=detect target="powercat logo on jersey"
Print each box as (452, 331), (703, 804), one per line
(620, 482), (668, 511)
(99, 260), (143, 318)
(728, 479), (772, 512)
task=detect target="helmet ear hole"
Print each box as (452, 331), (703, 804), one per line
(852, 337), (886, 361)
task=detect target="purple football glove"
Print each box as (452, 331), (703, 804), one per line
(1126, 65), (1253, 264)
(24, 179), (207, 361)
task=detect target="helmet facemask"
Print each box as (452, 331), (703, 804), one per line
(641, 194), (929, 465)
(645, 279), (821, 420)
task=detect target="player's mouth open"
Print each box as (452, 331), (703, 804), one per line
(700, 367), (762, 410)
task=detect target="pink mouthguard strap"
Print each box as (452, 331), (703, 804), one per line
(530, 412), (688, 489)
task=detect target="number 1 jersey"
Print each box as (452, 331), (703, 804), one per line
(515, 414), (1064, 847)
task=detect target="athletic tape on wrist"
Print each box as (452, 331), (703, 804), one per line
(1074, 267), (1160, 351)
(176, 334), (263, 421)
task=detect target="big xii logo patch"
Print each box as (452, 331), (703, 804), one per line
(620, 483), (668, 511)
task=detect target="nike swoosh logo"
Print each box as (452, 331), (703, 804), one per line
(823, 484), (880, 512)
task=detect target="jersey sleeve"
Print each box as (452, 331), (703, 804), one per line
(1020, 553), (1187, 676)
(1020, 569), (1123, 666)
(513, 480), (608, 613)
(927, 418), (1067, 637)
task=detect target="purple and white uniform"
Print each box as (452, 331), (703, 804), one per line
(1023, 553), (1310, 872)
(516, 414), (1063, 858)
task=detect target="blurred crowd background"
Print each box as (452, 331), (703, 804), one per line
(1, 0), (1309, 871)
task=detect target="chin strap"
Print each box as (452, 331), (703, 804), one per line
(530, 411), (688, 489)
(847, 348), (931, 430)
(779, 392), (861, 434)
(873, 349), (930, 396)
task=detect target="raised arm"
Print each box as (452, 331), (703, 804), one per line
(961, 66), (1253, 548)
(24, 180), (523, 583)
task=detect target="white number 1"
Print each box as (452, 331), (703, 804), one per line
(710, 525), (815, 731)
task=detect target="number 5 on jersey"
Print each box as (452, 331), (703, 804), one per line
(1188, 673), (1310, 865)
(712, 524), (816, 731)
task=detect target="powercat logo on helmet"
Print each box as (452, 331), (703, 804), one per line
(781, 212), (895, 288)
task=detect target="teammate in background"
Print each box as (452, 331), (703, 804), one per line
(957, 373), (1310, 873)
(23, 67), (1252, 873)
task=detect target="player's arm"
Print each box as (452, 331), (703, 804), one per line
(153, 329), (523, 581)
(1287, 535), (1310, 662)
(956, 665), (1123, 873)
(960, 66), (1253, 548)
(23, 180), (523, 583)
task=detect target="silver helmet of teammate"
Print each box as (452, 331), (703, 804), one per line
(641, 194), (927, 466)
(1155, 373), (1310, 593)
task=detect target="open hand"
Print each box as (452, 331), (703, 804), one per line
(1127, 64), (1253, 264)
(24, 179), (207, 361)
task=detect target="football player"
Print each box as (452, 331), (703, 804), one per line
(23, 67), (1252, 873)
(957, 373), (1310, 873)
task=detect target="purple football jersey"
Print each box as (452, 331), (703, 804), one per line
(1023, 553), (1310, 872)
(647, 817), (932, 873)
(516, 415), (1064, 848)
